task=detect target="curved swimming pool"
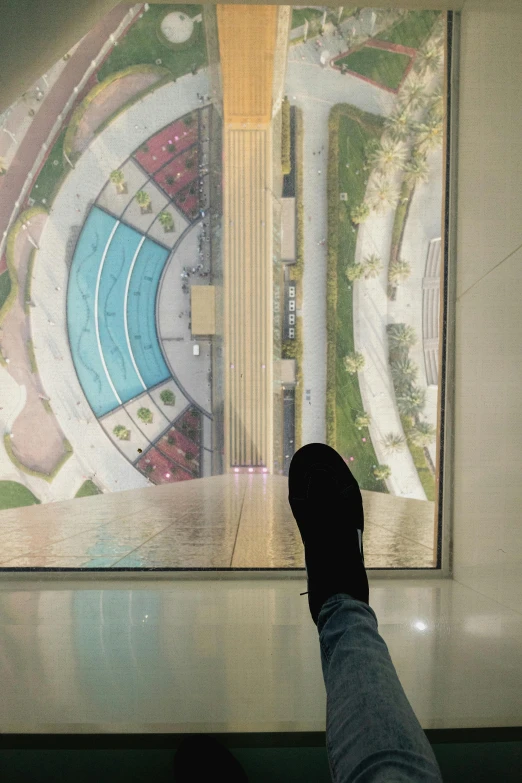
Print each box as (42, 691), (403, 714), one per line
(67, 206), (171, 417)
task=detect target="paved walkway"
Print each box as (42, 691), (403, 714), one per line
(286, 45), (442, 499)
(33, 73), (210, 496)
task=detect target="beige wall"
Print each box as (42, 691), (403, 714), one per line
(451, 0), (522, 615)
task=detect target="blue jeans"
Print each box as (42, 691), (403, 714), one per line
(318, 594), (444, 783)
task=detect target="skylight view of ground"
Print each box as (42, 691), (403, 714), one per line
(0, 5), (447, 568)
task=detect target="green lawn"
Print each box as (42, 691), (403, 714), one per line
(0, 481), (40, 510)
(375, 9), (441, 48)
(336, 48), (411, 90)
(0, 270), (11, 310)
(75, 479), (102, 498)
(335, 109), (387, 493)
(30, 128), (68, 206)
(291, 8), (324, 29)
(97, 4), (207, 83)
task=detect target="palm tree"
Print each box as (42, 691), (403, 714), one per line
(158, 211), (174, 232)
(366, 136), (409, 175)
(373, 464), (392, 480)
(362, 253), (383, 279)
(398, 72), (429, 113)
(136, 190), (152, 213)
(402, 150), (431, 188)
(414, 40), (444, 77)
(110, 169), (126, 194)
(381, 433), (406, 453)
(387, 322), (417, 350)
(413, 114), (444, 155)
(367, 172), (401, 215)
(113, 424), (130, 440)
(346, 262), (365, 282)
(410, 419), (437, 447)
(343, 351), (365, 374)
(397, 385), (426, 418)
(389, 258), (412, 284)
(355, 412), (371, 428)
(391, 356), (419, 388)
(427, 83), (445, 121)
(350, 201), (371, 225)
(137, 406), (153, 424)
(384, 104), (416, 143)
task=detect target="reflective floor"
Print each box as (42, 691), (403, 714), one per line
(0, 571), (520, 733)
(0, 474), (436, 568)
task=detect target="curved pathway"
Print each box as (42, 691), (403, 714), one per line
(33, 73), (210, 495)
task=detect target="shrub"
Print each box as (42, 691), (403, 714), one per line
(160, 389), (176, 405)
(137, 407), (153, 424)
(113, 424), (130, 440)
(281, 96), (291, 175)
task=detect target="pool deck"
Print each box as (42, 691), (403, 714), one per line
(31, 72), (212, 495)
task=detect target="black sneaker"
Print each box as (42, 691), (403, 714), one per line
(288, 442), (369, 625)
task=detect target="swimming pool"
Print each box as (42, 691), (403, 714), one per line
(67, 207), (171, 417)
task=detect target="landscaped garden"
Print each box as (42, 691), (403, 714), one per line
(156, 427), (200, 475)
(325, 9), (444, 497)
(75, 479), (102, 498)
(0, 270), (11, 311)
(133, 115), (199, 175)
(137, 447), (194, 485)
(97, 4), (207, 83)
(333, 46), (412, 91)
(135, 406), (201, 485)
(329, 104), (387, 493)
(0, 480), (40, 510)
(375, 9), (440, 48)
(154, 146), (199, 198)
(29, 127), (68, 206)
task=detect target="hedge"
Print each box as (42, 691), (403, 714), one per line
(0, 206), (48, 333)
(281, 96), (291, 176)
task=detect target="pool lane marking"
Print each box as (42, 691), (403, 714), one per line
(124, 234), (148, 391)
(95, 219), (122, 407)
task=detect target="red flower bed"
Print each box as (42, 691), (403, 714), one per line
(134, 117), (198, 175)
(154, 146), (198, 198)
(137, 448), (193, 485)
(177, 191), (200, 221)
(177, 407), (202, 437)
(156, 428), (199, 474)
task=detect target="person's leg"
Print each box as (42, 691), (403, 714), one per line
(318, 594), (444, 783)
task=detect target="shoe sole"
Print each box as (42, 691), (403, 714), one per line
(288, 442), (364, 562)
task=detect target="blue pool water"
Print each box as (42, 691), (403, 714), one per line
(67, 207), (170, 417)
